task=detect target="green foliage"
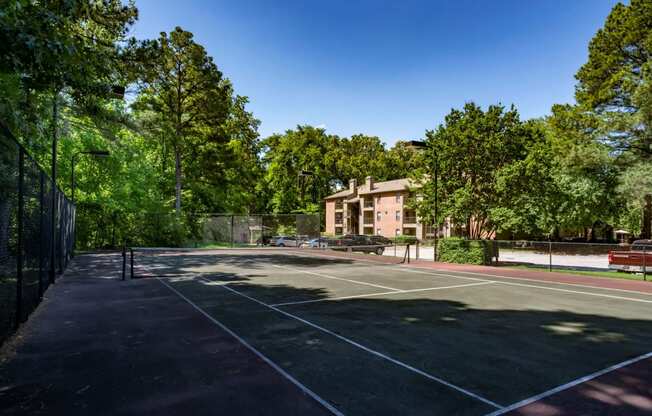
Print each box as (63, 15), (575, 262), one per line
(437, 238), (489, 265)
(575, 0), (652, 160)
(616, 162), (652, 233)
(417, 102), (540, 238)
(393, 235), (417, 245)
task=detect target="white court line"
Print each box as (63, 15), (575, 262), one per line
(402, 264), (652, 297)
(484, 351), (652, 416)
(208, 277), (503, 410)
(271, 281), (494, 307)
(271, 264), (400, 291)
(394, 267), (652, 304)
(155, 277), (344, 416)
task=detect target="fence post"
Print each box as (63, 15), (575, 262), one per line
(548, 240), (552, 272)
(230, 215), (234, 248)
(38, 172), (45, 298)
(15, 149), (24, 328)
(644, 246), (647, 281)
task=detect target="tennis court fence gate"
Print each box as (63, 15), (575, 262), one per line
(0, 120), (75, 345)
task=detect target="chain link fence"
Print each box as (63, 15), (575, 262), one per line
(0, 122), (75, 345)
(119, 213), (321, 248)
(408, 239), (648, 279)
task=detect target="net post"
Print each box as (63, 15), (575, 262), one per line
(121, 243), (126, 281)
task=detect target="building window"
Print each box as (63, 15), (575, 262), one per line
(396, 193), (401, 202)
(335, 227), (343, 235)
(395, 210), (400, 221)
(395, 229), (401, 236)
(377, 211), (381, 221)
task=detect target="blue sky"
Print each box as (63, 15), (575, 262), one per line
(131, 0), (619, 145)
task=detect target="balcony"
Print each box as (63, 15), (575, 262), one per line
(335, 214), (343, 225)
(363, 214), (374, 225)
(335, 201), (343, 211)
(363, 199), (374, 210)
(403, 214), (417, 227)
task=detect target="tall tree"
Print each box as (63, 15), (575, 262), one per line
(134, 27), (232, 214)
(262, 126), (339, 213)
(416, 103), (538, 238)
(575, 0), (652, 160)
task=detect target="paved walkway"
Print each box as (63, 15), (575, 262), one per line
(0, 253), (332, 416)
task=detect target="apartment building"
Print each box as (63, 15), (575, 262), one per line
(324, 176), (446, 239)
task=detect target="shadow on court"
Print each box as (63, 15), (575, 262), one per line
(1, 252), (650, 415)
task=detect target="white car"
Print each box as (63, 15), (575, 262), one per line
(300, 238), (329, 248)
(273, 236), (298, 247)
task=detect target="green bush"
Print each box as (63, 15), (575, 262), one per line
(393, 235), (418, 244)
(438, 237), (492, 265)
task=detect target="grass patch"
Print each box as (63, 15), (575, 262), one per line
(507, 264), (649, 281)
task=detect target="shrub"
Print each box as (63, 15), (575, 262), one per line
(437, 237), (492, 265)
(393, 235), (418, 244)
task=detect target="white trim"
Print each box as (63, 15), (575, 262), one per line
(271, 264), (399, 291)
(212, 278), (503, 410)
(156, 277), (344, 416)
(484, 351), (652, 416)
(271, 281), (493, 307)
(395, 268), (652, 304)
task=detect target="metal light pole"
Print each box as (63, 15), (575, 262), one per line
(433, 149), (439, 262)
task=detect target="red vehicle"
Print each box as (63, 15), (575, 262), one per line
(608, 239), (652, 272)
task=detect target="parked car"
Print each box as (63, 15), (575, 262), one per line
(255, 235), (274, 246)
(608, 239), (652, 272)
(335, 234), (385, 255)
(272, 236), (299, 247)
(300, 238), (329, 248)
(368, 235), (393, 245)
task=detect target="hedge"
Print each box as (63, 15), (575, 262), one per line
(437, 237), (494, 265)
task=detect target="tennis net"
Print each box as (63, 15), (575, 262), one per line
(125, 244), (410, 279)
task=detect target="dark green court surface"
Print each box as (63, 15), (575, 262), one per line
(135, 250), (652, 415)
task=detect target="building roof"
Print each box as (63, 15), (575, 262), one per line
(323, 189), (354, 200)
(358, 178), (420, 195)
(324, 177), (421, 200)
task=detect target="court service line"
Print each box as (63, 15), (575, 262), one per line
(270, 281), (494, 307)
(484, 350), (652, 416)
(271, 264), (400, 291)
(394, 268), (652, 304)
(211, 278), (504, 410)
(155, 277), (344, 416)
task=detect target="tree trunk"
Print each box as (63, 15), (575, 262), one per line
(175, 147), (182, 215)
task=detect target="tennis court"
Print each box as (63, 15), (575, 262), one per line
(130, 247), (652, 415)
